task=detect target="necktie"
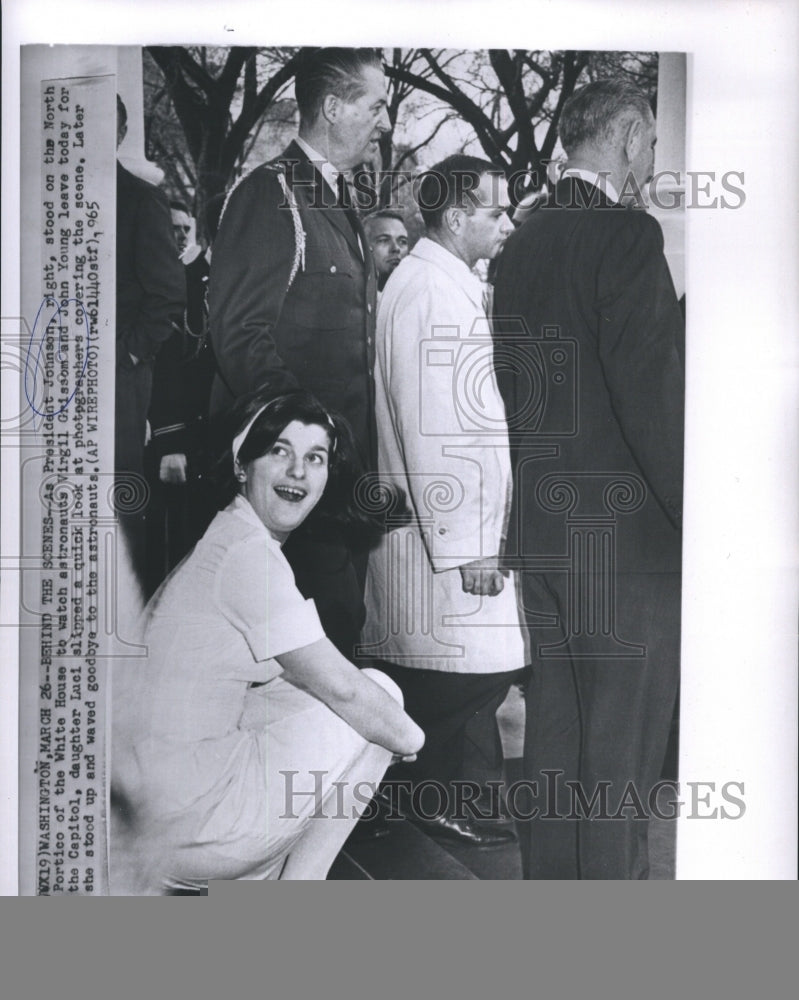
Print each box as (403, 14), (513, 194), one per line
(336, 174), (360, 234)
(335, 171), (352, 207)
(336, 173), (364, 257)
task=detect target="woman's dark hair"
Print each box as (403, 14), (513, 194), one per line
(214, 389), (403, 542)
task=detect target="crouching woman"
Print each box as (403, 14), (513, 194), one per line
(112, 390), (423, 890)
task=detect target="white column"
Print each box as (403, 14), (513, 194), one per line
(674, 40), (797, 878)
(116, 46), (163, 186)
(648, 52), (686, 299)
(654, 53), (686, 180)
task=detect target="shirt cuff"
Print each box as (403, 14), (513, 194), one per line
(429, 524), (493, 572)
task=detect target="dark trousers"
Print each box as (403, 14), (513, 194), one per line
(143, 468), (218, 598)
(374, 661), (528, 818)
(282, 524), (367, 660)
(520, 571), (681, 880)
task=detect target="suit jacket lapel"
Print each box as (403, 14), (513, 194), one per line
(279, 141), (365, 261)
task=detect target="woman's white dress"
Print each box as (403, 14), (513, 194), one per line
(113, 495), (372, 888)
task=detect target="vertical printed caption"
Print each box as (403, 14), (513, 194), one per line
(27, 77), (111, 895)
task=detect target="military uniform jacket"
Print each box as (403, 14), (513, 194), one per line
(208, 141), (378, 467)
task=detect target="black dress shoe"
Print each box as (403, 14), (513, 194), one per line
(409, 814), (516, 850)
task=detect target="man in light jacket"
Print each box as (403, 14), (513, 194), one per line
(361, 155), (528, 849)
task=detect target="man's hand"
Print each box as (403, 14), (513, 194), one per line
(459, 556), (507, 596)
(160, 453), (188, 485)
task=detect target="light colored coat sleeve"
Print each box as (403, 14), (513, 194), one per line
(377, 270), (511, 573)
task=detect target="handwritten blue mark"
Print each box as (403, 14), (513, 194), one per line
(24, 295), (91, 418)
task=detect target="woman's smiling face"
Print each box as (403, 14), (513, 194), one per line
(244, 420), (331, 542)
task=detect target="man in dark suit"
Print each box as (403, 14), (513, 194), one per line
(209, 48), (389, 655)
(493, 79), (684, 879)
(145, 195), (226, 595)
(115, 96), (185, 583)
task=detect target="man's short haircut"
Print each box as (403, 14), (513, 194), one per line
(294, 47), (384, 124)
(363, 209), (406, 230)
(558, 78), (654, 156)
(416, 154), (505, 232)
(169, 200), (191, 216)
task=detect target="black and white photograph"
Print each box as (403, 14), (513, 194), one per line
(2, 1), (796, 895)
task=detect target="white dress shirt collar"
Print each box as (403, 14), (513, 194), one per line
(295, 135), (339, 195)
(560, 167), (620, 205)
(410, 237), (487, 313)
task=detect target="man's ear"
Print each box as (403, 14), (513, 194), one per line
(623, 115), (644, 161)
(443, 206), (463, 235)
(321, 93), (339, 125)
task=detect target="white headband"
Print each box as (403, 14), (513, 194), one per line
(232, 402), (272, 467)
(231, 400), (337, 468)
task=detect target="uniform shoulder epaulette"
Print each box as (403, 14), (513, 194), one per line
(261, 161), (286, 174)
(217, 161), (306, 293)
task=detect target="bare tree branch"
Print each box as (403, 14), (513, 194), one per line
(387, 58), (510, 168)
(392, 111), (456, 171)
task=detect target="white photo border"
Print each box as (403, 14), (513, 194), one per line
(2, 0), (797, 891)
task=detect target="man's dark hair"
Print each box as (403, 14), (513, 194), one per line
(294, 47), (384, 124)
(362, 209), (406, 229)
(415, 154), (505, 232)
(558, 79), (654, 156)
(169, 200), (191, 215)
